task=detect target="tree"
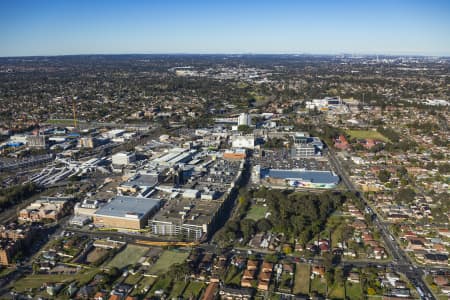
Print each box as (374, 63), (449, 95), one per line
(395, 187), (416, 203)
(237, 125), (252, 134)
(240, 219), (255, 241)
(256, 218), (272, 232)
(377, 170), (391, 183)
(325, 268), (335, 286)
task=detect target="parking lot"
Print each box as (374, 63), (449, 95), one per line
(252, 149), (330, 170)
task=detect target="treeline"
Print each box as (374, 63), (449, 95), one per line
(215, 187), (348, 247)
(0, 183), (38, 210)
(377, 126), (418, 152)
(376, 126), (399, 141)
(260, 189), (346, 244)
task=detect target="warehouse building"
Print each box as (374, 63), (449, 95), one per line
(112, 151), (136, 166)
(261, 169), (339, 189)
(93, 196), (161, 230)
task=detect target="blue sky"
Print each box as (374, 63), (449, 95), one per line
(1, 0), (449, 56)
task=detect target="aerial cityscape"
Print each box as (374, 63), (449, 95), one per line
(0, 1), (449, 300)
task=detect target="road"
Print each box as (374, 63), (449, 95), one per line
(328, 147), (436, 300)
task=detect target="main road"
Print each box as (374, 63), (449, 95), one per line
(328, 147), (436, 300)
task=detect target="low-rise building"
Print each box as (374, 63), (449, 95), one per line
(93, 196), (161, 230)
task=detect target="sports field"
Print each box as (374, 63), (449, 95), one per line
(346, 130), (389, 142)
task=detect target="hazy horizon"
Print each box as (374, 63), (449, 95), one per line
(1, 0), (450, 57)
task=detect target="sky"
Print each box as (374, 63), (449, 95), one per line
(1, 0), (450, 57)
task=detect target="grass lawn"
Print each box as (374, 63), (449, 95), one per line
(246, 204), (268, 221)
(148, 277), (172, 296)
(183, 281), (205, 299)
(329, 282), (345, 299)
(12, 269), (99, 292)
(148, 250), (189, 275)
(124, 273), (142, 285)
(86, 247), (109, 264)
(293, 263), (310, 295)
(310, 276), (326, 296)
(169, 281), (188, 298)
(346, 130), (389, 142)
(345, 281), (364, 300)
(106, 244), (149, 269)
(224, 265), (243, 286)
(131, 276), (156, 296)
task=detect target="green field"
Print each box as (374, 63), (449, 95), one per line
(132, 276), (156, 296)
(246, 204), (268, 221)
(346, 130), (389, 142)
(310, 276), (327, 295)
(183, 281), (205, 298)
(224, 265), (243, 286)
(169, 281), (189, 298)
(346, 282), (364, 300)
(293, 263), (310, 295)
(106, 244), (149, 269)
(12, 269), (99, 293)
(148, 277), (171, 296)
(329, 283), (345, 299)
(124, 273), (142, 285)
(148, 250), (189, 275)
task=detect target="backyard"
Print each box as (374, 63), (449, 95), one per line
(106, 244), (149, 269)
(293, 263), (310, 295)
(148, 249), (189, 275)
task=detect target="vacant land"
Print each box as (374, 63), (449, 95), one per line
(86, 247), (109, 264)
(293, 263), (310, 295)
(148, 250), (189, 275)
(246, 204), (268, 221)
(106, 244), (149, 269)
(346, 130), (389, 142)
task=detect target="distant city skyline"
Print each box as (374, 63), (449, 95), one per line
(1, 0), (450, 57)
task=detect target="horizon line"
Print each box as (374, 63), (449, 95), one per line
(1, 51), (450, 59)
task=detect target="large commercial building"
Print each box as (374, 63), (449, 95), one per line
(238, 113), (252, 126)
(26, 135), (47, 148)
(231, 135), (255, 149)
(261, 169), (339, 189)
(19, 197), (72, 222)
(153, 148), (196, 166)
(112, 151), (136, 166)
(291, 134), (324, 158)
(93, 196), (161, 230)
(150, 158), (245, 240)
